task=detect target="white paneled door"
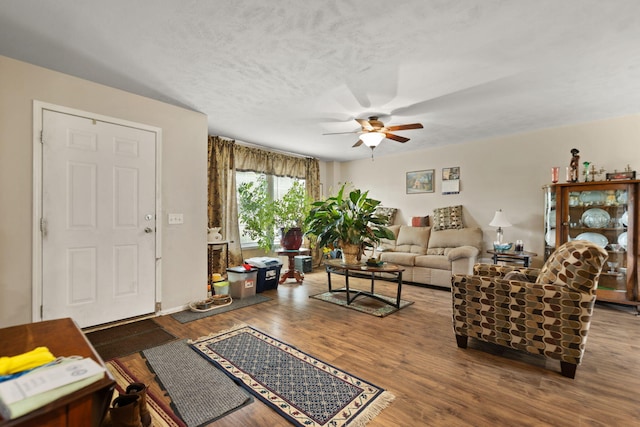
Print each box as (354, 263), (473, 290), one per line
(41, 110), (157, 328)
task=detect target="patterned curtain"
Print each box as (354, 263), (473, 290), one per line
(208, 138), (322, 270)
(207, 136), (243, 275)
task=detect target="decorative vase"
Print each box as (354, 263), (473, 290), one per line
(208, 227), (222, 243)
(340, 242), (361, 265)
(280, 227), (303, 250)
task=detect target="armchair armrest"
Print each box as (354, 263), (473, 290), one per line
(472, 263), (541, 281)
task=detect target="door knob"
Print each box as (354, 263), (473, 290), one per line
(144, 227), (153, 233)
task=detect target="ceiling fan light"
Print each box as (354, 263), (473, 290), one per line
(361, 132), (385, 147)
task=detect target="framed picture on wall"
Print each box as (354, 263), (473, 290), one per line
(406, 169), (434, 194)
(442, 166), (460, 195)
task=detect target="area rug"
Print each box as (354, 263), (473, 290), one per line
(106, 358), (187, 427)
(142, 339), (252, 427)
(310, 289), (414, 317)
(86, 318), (177, 360)
(190, 325), (395, 427)
(171, 294), (272, 323)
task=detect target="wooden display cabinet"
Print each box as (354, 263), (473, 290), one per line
(544, 180), (639, 310)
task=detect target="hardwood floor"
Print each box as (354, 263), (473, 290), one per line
(117, 269), (640, 426)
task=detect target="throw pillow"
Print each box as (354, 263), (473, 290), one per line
(432, 205), (463, 231)
(375, 207), (397, 225)
(411, 216), (429, 227)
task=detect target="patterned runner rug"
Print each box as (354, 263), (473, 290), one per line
(107, 358), (186, 427)
(190, 325), (394, 427)
(310, 289), (414, 317)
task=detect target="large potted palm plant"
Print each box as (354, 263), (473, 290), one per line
(304, 184), (394, 264)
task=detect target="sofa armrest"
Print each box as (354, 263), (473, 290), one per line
(447, 245), (479, 261)
(472, 263), (541, 281)
(447, 246), (479, 276)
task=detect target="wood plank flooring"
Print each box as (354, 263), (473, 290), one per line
(114, 269), (640, 426)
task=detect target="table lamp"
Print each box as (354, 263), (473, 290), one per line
(489, 209), (512, 244)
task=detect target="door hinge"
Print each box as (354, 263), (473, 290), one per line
(40, 130), (44, 144)
(40, 305), (43, 319)
(40, 218), (47, 236)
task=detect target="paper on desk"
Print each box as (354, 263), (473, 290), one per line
(0, 358), (105, 420)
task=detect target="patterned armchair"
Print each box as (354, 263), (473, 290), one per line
(452, 240), (608, 378)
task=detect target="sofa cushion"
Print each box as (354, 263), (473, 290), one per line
(378, 224), (400, 251)
(428, 227), (483, 251)
(427, 247), (445, 255)
(379, 251), (418, 266)
(395, 226), (431, 254)
(432, 205), (463, 231)
(414, 255), (451, 270)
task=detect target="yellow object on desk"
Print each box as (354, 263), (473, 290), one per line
(0, 347), (55, 376)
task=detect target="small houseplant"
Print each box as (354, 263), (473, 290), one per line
(304, 183), (394, 264)
(237, 178), (310, 252)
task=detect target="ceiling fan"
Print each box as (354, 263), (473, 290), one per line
(323, 116), (423, 149)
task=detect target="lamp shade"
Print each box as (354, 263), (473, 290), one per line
(360, 132), (385, 147)
(489, 209), (512, 228)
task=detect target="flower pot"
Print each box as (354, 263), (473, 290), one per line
(281, 227), (303, 250)
(340, 242), (361, 265)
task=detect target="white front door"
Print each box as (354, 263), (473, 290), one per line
(41, 110), (157, 328)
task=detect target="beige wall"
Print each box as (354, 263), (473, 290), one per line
(0, 55), (209, 328)
(322, 115), (640, 266)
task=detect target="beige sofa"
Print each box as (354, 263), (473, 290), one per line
(376, 225), (483, 288)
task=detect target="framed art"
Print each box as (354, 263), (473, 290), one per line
(406, 169), (434, 194)
(442, 166), (460, 195)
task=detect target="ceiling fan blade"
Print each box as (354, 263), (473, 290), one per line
(355, 118), (374, 131)
(322, 130), (360, 135)
(352, 139), (364, 147)
(386, 123), (423, 131)
(385, 133), (410, 143)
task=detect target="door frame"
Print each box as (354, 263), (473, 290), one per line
(32, 101), (163, 323)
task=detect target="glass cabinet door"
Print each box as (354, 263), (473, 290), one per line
(542, 185), (556, 260)
(560, 185), (629, 299)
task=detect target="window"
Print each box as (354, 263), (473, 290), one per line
(236, 171), (305, 248)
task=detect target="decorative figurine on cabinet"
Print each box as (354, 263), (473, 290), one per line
(569, 148), (580, 182)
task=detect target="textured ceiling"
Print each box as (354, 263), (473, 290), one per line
(2, 1), (640, 161)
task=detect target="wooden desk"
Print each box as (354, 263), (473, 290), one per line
(277, 248), (310, 284)
(0, 318), (115, 427)
(487, 250), (537, 267)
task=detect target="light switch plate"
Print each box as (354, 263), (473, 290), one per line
(168, 213), (184, 224)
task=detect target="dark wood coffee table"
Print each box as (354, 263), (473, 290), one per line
(324, 259), (405, 308)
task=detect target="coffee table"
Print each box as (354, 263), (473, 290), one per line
(324, 259), (405, 308)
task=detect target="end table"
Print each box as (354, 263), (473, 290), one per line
(277, 248), (310, 284)
(487, 249), (537, 267)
